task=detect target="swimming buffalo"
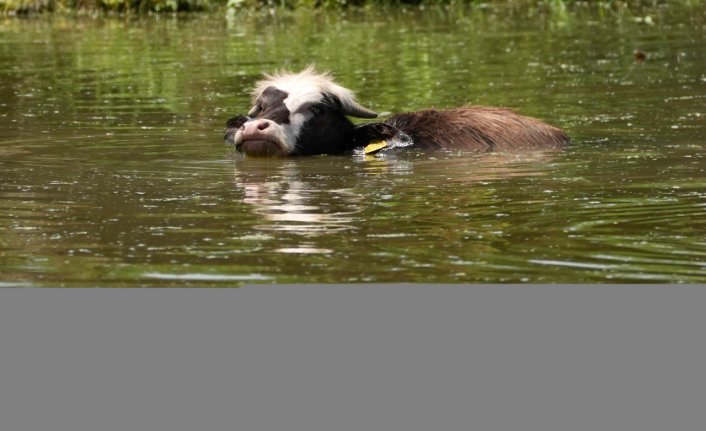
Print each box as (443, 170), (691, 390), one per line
(225, 67), (569, 157)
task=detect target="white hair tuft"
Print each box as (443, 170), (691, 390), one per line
(252, 66), (377, 118)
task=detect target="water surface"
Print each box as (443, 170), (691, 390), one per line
(1, 5), (705, 285)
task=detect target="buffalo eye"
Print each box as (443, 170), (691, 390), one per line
(309, 105), (324, 116)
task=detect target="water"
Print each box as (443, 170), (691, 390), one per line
(1, 4), (705, 286)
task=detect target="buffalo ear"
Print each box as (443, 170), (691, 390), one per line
(352, 122), (403, 146)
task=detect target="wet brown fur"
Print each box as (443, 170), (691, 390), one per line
(386, 106), (569, 151)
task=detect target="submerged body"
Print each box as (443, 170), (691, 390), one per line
(224, 68), (569, 156)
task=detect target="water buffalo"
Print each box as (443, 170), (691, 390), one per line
(225, 67), (569, 157)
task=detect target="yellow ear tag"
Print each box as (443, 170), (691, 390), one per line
(364, 140), (388, 154)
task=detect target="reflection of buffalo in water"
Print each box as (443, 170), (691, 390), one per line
(225, 67), (569, 157)
(231, 151), (560, 242)
(232, 160), (369, 237)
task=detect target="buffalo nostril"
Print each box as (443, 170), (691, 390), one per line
(257, 121), (269, 131)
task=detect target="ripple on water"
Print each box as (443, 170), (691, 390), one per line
(2, 8), (705, 285)
(142, 273), (273, 282)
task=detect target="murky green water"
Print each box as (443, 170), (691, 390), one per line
(1, 5), (705, 286)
